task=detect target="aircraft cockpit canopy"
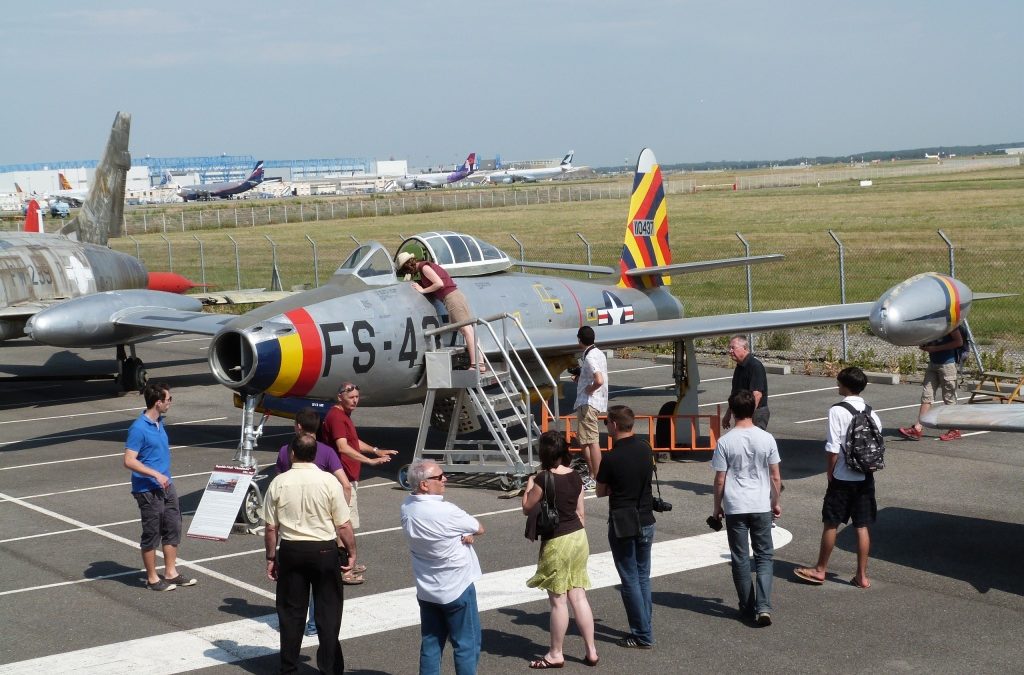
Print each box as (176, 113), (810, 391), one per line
(333, 242), (397, 286)
(396, 231), (512, 277)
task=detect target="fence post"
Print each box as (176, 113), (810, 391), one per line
(349, 234), (360, 247)
(306, 235), (320, 288)
(736, 232), (754, 351)
(938, 230), (982, 370)
(216, 210), (221, 228)
(192, 234), (206, 288)
(265, 235), (282, 291)
(510, 234), (525, 272)
(128, 234), (141, 260)
(937, 229), (955, 278)
(142, 212), (147, 233)
(828, 230), (849, 361)
(228, 235), (242, 290)
(198, 210), (203, 230)
(576, 232), (593, 278)
(159, 234), (173, 272)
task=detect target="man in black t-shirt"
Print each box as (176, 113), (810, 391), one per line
(722, 335), (770, 431)
(596, 405), (656, 649)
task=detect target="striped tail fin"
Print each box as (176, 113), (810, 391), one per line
(58, 172), (74, 190)
(618, 148), (671, 289)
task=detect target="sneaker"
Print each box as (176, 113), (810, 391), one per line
(146, 578), (176, 592)
(756, 612), (773, 626)
(304, 623), (317, 637)
(164, 574), (197, 587)
(939, 429), (962, 442)
(898, 426), (923, 440)
(619, 636), (653, 649)
(583, 477), (597, 492)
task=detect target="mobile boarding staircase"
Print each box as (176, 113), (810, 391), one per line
(399, 313), (559, 491)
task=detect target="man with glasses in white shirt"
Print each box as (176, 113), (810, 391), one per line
(401, 459), (485, 675)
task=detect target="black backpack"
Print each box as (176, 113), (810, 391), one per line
(833, 402), (886, 473)
(954, 325), (971, 367)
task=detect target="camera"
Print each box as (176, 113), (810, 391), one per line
(567, 366), (581, 377)
(652, 497), (672, 513)
(705, 515), (723, 532)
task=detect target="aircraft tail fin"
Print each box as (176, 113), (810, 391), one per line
(158, 169), (177, 188)
(14, 182), (24, 196)
(618, 148), (671, 289)
(23, 199), (43, 233)
(462, 153), (476, 172)
(246, 161), (265, 186)
(561, 150), (574, 167)
(59, 112), (131, 246)
(58, 172), (74, 190)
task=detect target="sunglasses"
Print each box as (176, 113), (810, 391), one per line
(424, 472), (447, 482)
(340, 385), (359, 394)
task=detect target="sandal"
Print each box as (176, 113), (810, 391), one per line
(341, 570), (365, 585)
(351, 563), (367, 574)
(529, 657), (564, 669)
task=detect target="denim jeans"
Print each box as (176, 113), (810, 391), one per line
(607, 523), (655, 645)
(418, 583), (480, 675)
(725, 511), (775, 616)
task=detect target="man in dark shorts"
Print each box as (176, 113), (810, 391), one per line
(794, 367), (880, 590)
(123, 381), (196, 592)
(722, 335), (770, 431)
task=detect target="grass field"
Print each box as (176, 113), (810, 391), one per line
(108, 166), (1024, 356)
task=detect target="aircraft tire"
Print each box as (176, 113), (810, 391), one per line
(120, 357), (147, 393)
(655, 400), (676, 449)
(237, 483), (264, 526)
(396, 464), (412, 491)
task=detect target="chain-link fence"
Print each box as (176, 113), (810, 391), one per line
(114, 180), (695, 235)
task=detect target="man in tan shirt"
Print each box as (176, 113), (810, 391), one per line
(264, 434), (356, 674)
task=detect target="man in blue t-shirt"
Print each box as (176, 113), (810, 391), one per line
(123, 382), (196, 592)
(899, 327), (963, 441)
(712, 390), (782, 626)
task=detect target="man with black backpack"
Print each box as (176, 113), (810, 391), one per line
(794, 367), (881, 590)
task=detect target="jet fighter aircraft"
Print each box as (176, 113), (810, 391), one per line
(27, 149), (996, 418)
(1, 112), (202, 389)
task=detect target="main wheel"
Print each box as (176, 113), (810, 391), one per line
(498, 474), (524, 491)
(396, 464), (412, 490)
(237, 483), (264, 526)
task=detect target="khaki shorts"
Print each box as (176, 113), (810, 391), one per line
(443, 290), (472, 324)
(576, 405), (601, 445)
(921, 362), (958, 405)
(348, 482), (360, 530)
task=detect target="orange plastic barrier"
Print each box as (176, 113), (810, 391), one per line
(540, 405), (722, 453)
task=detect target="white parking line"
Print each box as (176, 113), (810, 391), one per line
(793, 394), (972, 424)
(0, 526), (793, 674)
(0, 406), (140, 425)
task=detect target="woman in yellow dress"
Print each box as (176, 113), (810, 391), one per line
(522, 432), (599, 668)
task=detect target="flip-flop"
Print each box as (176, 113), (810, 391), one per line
(351, 563), (367, 574)
(584, 655), (600, 667)
(794, 567), (825, 585)
(529, 657), (564, 669)
(850, 577), (871, 589)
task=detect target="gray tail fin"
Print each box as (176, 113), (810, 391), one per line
(60, 112), (131, 246)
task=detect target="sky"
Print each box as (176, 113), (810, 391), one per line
(1, 1), (1021, 170)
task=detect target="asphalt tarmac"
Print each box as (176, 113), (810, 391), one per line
(0, 336), (1022, 674)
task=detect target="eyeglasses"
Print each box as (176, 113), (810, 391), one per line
(603, 419), (613, 427)
(424, 473), (447, 482)
(340, 385), (359, 394)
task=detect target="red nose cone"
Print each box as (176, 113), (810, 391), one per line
(147, 271), (200, 294)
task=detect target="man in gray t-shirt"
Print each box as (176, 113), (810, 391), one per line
(711, 389), (782, 626)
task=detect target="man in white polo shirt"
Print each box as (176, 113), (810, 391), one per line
(401, 459), (485, 675)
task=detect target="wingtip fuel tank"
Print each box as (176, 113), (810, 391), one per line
(869, 273), (972, 346)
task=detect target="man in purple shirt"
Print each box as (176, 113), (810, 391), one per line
(275, 407), (352, 505)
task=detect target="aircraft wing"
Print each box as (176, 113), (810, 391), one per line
(189, 289), (295, 305)
(0, 302), (50, 320)
(503, 301), (876, 355)
(921, 404), (1024, 432)
(113, 308), (237, 335)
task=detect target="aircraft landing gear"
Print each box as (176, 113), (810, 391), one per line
(237, 482), (264, 527)
(116, 344), (147, 392)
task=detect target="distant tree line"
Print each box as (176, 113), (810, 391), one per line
(595, 142), (1024, 173)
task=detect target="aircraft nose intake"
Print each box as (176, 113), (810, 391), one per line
(209, 328), (274, 393)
